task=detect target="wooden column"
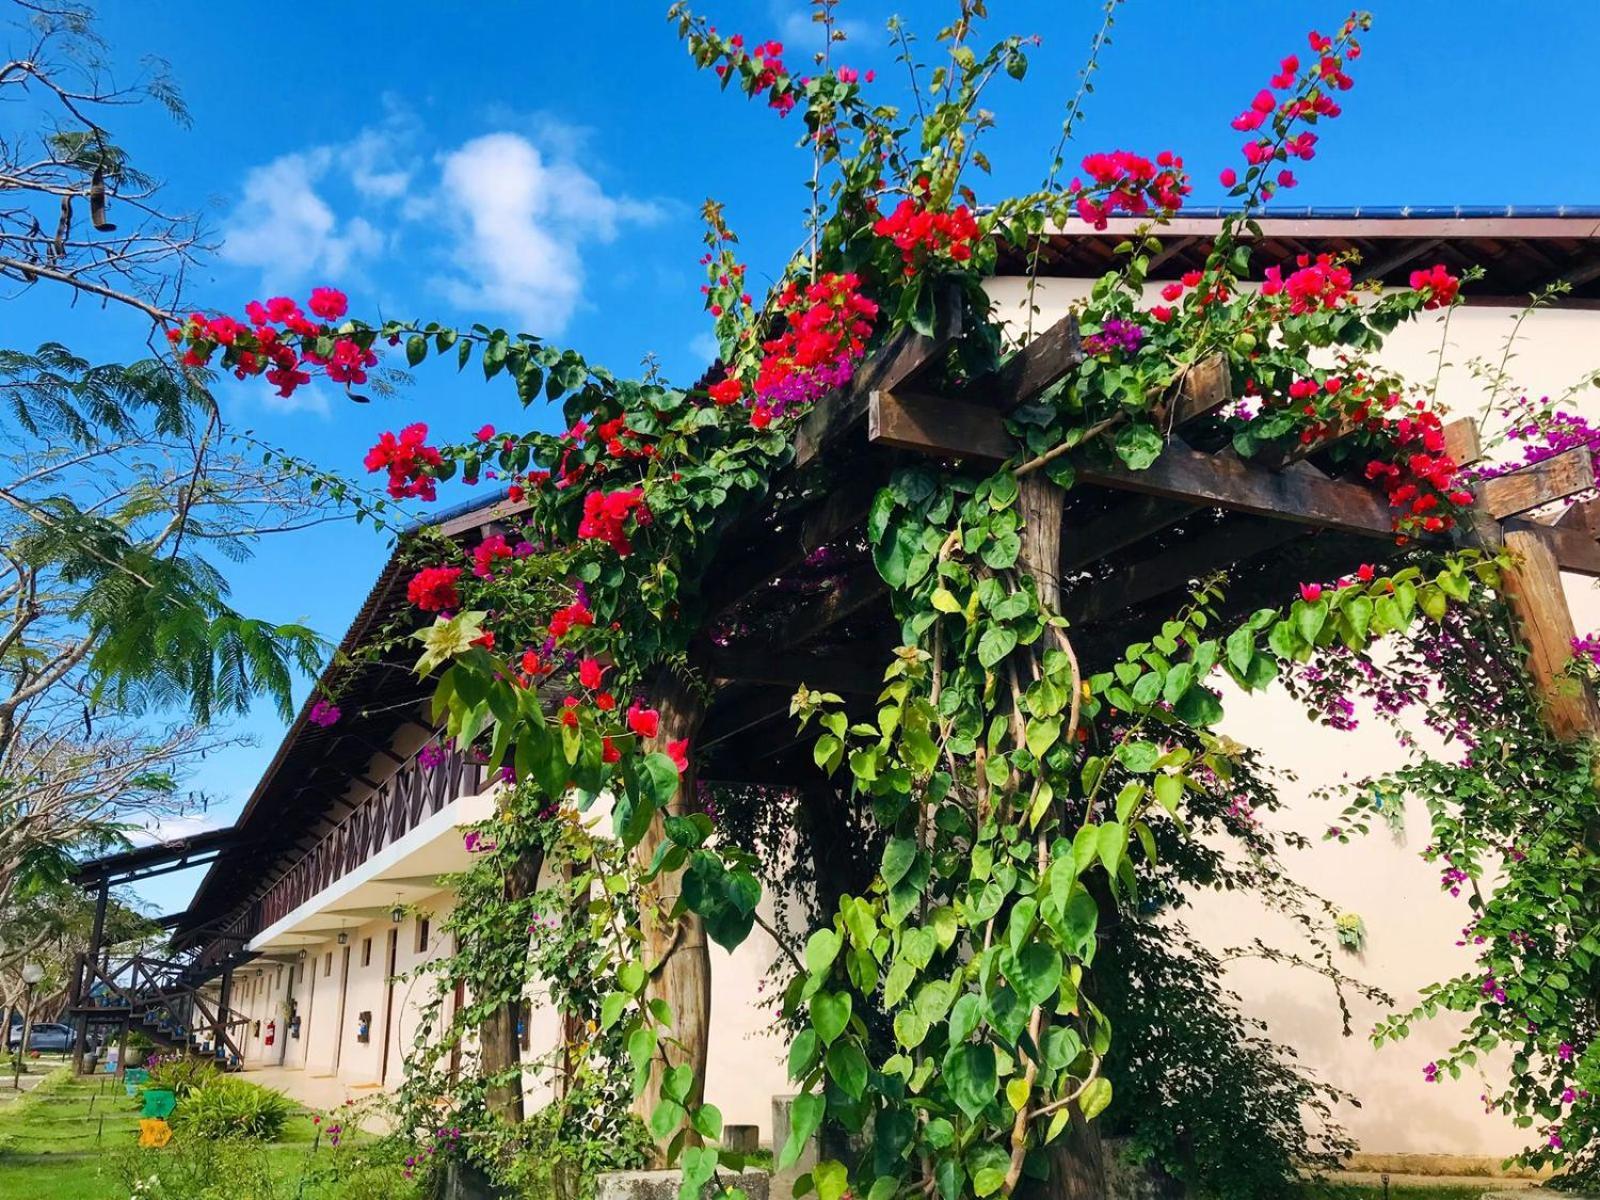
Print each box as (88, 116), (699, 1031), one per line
(214, 965), (233, 1062)
(631, 668), (711, 1156)
(482, 844), (544, 1123)
(72, 881), (110, 1074)
(1017, 473), (1109, 1200)
(1500, 525), (1600, 739)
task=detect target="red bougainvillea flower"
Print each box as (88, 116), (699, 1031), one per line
(1356, 563), (1376, 582)
(595, 691), (616, 711)
(364, 424), (444, 501)
(872, 197), (982, 273)
(521, 649), (543, 676)
(578, 658), (606, 689)
(548, 602), (595, 640)
(707, 378), (744, 406)
(754, 272), (879, 416)
(1299, 582), (1324, 603)
(1409, 263), (1461, 309)
(667, 738), (690, 773)
(560, 697), (580, 728)
(577, 488), (649, 556)
(602, 736), (621, 764)
(627, 702), (661, 740)
(307, 287), (349, 321)
(408, 566), (463, 612)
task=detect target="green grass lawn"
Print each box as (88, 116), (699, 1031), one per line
(0, 1067), (361, 1198)
(1297, 1186), (1504, 1199)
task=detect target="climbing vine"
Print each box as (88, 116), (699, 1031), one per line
(169, 4), (1600, 1196)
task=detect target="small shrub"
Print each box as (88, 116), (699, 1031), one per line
(110, 1138), (279, 1199)
(171, 1075), (292, 1142)
(144, 1054), (220, 1098)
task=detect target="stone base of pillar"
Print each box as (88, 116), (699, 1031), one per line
(595, 1169), (770, 1200)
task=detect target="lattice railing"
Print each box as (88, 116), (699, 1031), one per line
(250, 741), (486, 935)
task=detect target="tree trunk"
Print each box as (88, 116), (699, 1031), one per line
(630, 668), (711, 1159)
(1018, 473), (1110, 1200)
(482, 843), (544, 1123)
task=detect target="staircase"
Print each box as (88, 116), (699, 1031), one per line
(67, 951), (256, 1067)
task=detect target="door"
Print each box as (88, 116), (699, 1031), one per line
(331, 946), (351, 1073)
(379, 928), (398, 1085)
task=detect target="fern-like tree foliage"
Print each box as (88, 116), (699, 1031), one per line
(0, 4), (339, 925)
(0, 342), (334, 918)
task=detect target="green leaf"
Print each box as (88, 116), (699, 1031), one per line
(893, 1009), (930, 1049)
(945, 1043), (998, 1119)
(1006, 943), (1063, 1009)
(405, 334), (429, 367)
(805, 928), (843, 977)
(978, 627), (1019, 668)
(948, 992), (983, 1045)
(826, 1040), (870, 1099)
(810, 991), (852, 1045)
(1078, 1076), (1113, 1121)
(1113, 423), (1163, 470)
(815, 1160), (850, 1200)
(788, 1029), (819, 1080)
(1026, 717), (1061, 759)
(780, 1093), (824, 1170)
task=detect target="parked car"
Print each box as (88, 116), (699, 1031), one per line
(6, 1022), (75, 1053)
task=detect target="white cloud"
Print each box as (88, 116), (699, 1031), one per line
(127, 813), (226, 847)
(221, 150), (385, 288)
(260, 382), (332, 418)
(772, 2), (880, 51)
(434, 132), (661, 334)
(223, 108), (660, 337)
(690, 332), (720, 366)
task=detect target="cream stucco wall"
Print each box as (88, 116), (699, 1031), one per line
(985, 273), (1600, 1156)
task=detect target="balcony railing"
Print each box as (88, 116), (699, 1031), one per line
(245, 743), (486, 938)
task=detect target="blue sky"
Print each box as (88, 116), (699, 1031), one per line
(17, 0), (1597, 914)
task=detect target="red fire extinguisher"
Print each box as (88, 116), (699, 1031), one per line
(265, 1019), (276, 1047)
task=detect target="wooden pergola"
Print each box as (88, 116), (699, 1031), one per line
(627, 297), (1600, 1142)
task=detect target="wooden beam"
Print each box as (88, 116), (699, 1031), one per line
(1476, 446), (1597, 519)
(775, 565), (887, 648)
(1061, 495), (1195, 572)
(1065, 517), (1303, 626)
(991, 313), (1082, 412)
(1499, 524), (1600, 737)
(792, 285), (962, 471)
(700, 468), (882, 617)
(1155, 354), (1233, 428)
(1072, 442), (1404, 541)
(1503, 518), (1600, 579)
(1443, 417), (1483, 467)
(705, 645), (886, 696)
(871, 388), (1012, 464)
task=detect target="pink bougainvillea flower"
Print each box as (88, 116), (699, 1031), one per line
(1299, 582), (1323, 603)
(667, 738), (690, 773)
(307, 287), (349, 321)
(578, 658), (606, 689)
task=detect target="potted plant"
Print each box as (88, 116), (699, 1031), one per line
(124, 1029), (155, 1069)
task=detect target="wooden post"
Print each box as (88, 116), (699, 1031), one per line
(215, 965), (234, 1063)
(1499, 525), (1600, 739)
(1017, 473), (1109, 1200)
(631, 668), (711, 1157)
(481, 844), (543, 1123)
(72, 881), (110, 1075)
(115, 1018), (128, 1081)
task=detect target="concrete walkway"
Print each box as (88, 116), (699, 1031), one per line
(241, 1064), (390, 1115)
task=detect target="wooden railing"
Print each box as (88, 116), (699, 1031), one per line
(70, 952), (250, 1064)
(250, 742), (486, 935)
